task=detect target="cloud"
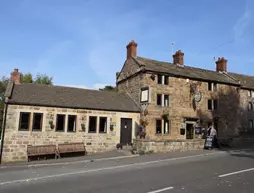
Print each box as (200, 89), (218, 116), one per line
(233, 0), (253, 43)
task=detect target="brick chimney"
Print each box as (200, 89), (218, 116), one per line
(10, 68), (21, 84)
(173, 50), (184, 65)
(126, 40), (137, 60)
(216, 57), (227, 72)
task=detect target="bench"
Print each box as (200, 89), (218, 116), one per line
(27, 144), (58, 162)
(57, 142), (86, 157)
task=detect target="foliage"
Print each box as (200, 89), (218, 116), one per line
(0, 77), (8, 135)
(20, 73), (33, 83)
(99, 85), (117, 92)
(34, 74), (53, 85)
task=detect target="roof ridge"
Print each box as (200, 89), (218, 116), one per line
(228, 72), (254, 78)
(18, 83), (120, 95)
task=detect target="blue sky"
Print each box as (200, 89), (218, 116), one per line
(0, 0), (254, 89)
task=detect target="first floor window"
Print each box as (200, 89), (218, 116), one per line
(157, 94), (162, 106)
(99, 117), (107, 133)
(164, 76), (169, 85)
(89, 116), (97, 133)
(32, 113), (43, 131)
(140, 87), (149, 103)
(208, 99), (218, 110)
(156, 119), (162, 134)
(164, 95), (169, 106)
(249, 120), (254, 129)
(248, 103), (253, 111)
(19, 112), (30, 131)
(67, 115), (77, 132)
(164, 119), (169, 135)
(56, 114), (65, 131)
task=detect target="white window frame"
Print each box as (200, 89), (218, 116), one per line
(140, 87), (149, 103)
(208, 99), (217, 111)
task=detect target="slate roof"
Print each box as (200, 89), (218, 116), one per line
(7, 83), (140, 112)
(228, 72), (254, 90)
(133, 56), (241, 86)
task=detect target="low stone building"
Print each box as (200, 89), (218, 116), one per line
(1, 72), (140, 163)
(117, 40), (254, 141)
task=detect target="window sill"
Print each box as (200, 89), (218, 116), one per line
(18, 129), (29, 131)
(99, 132), (107, 134)
(32, 130), (42, 132)
(67, 131), (76, 133)
(155, 133), (162, 136)
(55, 130), (65, 132)
(88, 132), (97, 134)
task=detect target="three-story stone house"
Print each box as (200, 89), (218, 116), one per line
(117, 40), (254, 140)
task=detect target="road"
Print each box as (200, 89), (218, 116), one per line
(0, 149), (254, 193)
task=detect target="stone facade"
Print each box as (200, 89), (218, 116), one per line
(118, 71), (245, 140)
(2, 104), (139, 163)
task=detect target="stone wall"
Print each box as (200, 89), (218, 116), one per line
(2, 104), (139, 163)
(133, 139), (205, 154)
(118, 70), (246, 140)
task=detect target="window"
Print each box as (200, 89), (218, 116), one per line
(164, 119), (170, 135)
(157, 94), (162, 106)
(164, 76), (169, 85)
(157, 75), (162, 84)
(208, 82), (217, 91)
(248, 90), (252, 97)
(208, 83), (212, 91)
(99, 117), (107, 133)
(19, 112), (30, 131)
(156, 119), (162, 134)
(56, 114), (65, 132)
(89, 116), (97, 133)
(164, 95), (169, 106)
(67, 115), (76, 132)
(32, 113), (43, 131)
(208, 99), (218, 110)
(249, 120), (254, 129)
(248, 102), (253, 111)
(140, 87), (149, 103)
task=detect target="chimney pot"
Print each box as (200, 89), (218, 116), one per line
(10, 68), (21, 84)
(173, 50), (184, 65)
(216, 57), (227, 72)
(126, 40), (138, 60)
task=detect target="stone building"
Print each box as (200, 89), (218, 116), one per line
(117, 40), (254, 140)
(1, 71), (140, 163)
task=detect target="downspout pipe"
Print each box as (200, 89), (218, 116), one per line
(0, 100), (8, 164)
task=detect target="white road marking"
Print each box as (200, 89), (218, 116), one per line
(219, 168), (254, 178)
(147, 186), (174, 193)
(0, 151), (225, 186)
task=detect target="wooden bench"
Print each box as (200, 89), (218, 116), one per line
(27, 144), (58, 162)
(57, 142), (86, 157)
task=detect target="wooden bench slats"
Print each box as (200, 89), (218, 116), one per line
(27, 142), (86, 162)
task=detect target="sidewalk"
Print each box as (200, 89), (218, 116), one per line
(0, 149), (138, 169)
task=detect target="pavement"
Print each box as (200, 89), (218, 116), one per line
(0, 148), (254, 193)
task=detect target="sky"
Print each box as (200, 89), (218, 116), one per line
(0, 0), (254, 89)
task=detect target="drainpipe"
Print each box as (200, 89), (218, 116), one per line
(0, 100), (8, 164)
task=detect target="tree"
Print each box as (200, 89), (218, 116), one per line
(20, 73), (33, 83)
(34, 73), (53, 85)
(0, 77), (9, 135)
(0, 73), (53, 135)
(99, 85), (117, 92)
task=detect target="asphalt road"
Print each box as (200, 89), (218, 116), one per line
(0, 149), (254, 193)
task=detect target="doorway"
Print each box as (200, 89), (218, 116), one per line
(120, 118), (132, 145)
(186, 123), (194, 139)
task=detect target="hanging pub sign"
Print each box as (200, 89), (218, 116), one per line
(194, 91), (201, 102)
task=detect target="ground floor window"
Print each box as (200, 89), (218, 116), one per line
(56, 114), (65, 131)
(156, 119), (162, 134)
(164, 119), (169, 135)
(32, 113), (43, 131)
(99, 117), (107, 133)
(67, 115), (77, 132)
(89, 116), (97, 133)
(19, 112), (30, 131)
